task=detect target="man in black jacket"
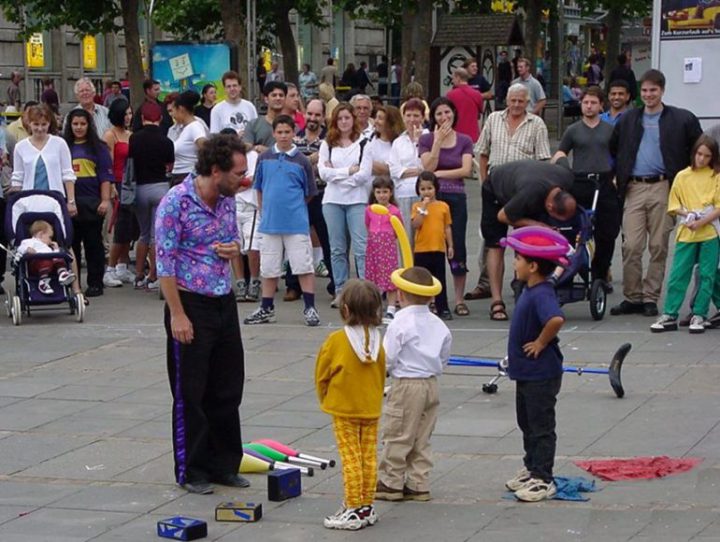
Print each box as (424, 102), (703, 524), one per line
(609, 69), (702, 317)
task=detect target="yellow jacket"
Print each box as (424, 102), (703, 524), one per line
(315, 329), (386, 419)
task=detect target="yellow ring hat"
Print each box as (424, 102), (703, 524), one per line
(370, 204), (442, 297)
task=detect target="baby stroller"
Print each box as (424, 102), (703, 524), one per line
(4, 190), (85, 325)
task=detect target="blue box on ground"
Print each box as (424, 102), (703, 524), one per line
(157, 516), (207, 540)
(215, 501), (263, 522)
(268, 468), (301, 501)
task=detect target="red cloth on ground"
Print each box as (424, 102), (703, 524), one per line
(574, 456), (703, 481)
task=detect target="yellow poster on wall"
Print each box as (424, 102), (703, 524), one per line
(26, 33), (45, 68)
(83, 35), (97, 70)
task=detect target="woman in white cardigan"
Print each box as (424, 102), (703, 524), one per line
(11, 105), (77, 215)
(318, 103), (370, 306)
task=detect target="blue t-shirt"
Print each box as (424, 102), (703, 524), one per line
(632, 111), (665, 177)
(254, 144), (317, 235)
(34, 156), (50, 191)
(599, 110), (625, 126)
(507, 281), (564, 381)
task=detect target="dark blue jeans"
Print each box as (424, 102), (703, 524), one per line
(516, 376), (562, 483)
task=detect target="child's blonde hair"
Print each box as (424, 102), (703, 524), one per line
(339, 279), (383, 326)
(29, 220), (53, 237)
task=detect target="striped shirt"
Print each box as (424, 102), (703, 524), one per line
(478, 109), (551, 171)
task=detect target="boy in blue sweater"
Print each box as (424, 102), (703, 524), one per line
(243, 115), (320, 326)
(504, 237), (566, 502)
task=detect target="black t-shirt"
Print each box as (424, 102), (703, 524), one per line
(128, 125), (175, 184)
(488, 159), (573, 222)
(469, 75), (491, 93)
(194, 104), (213, 128)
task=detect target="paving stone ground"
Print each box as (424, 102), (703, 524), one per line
(0, 181), (718, 541)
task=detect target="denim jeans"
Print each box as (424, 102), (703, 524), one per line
(322, 202), (367, 293)
(516, 376), (562, 483)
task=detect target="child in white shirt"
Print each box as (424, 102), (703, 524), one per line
(17, 220), (75, 294)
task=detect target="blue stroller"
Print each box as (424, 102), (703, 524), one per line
(4, 190), (85, 325)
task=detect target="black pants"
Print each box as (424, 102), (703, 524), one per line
(516, 376), (562, 483)
(414, 251), (449, 313)
(570, 176), (621, 282)
(286, 193), (334, 294)
(71, 218), (105, 289)
(165, 291), (245, 484)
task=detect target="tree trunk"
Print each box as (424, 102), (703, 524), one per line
(548, 3), (560, 99)
(413, 0), (433, 94)
(276, 6), (300, 84)
(400, 7), (416, 89)
(220, 0), (248, 92)
(121, 0), (144, 107)
(523, 0), (542, 71)
(604, 4), (624, 84)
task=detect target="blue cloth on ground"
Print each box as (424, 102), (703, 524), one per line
(503, 475), (597, 502)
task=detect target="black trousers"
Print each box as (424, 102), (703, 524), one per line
(71, 218), (105, 289)
(165, 291), (245, 484)
(414, 251), (449, 313)
(516, 376), (562, 483)
(570, 176), (621, 282)
(286, 193), (334, 294)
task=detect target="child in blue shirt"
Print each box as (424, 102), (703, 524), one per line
(243, 115), (319, 326)
(505, 241), (566, 502)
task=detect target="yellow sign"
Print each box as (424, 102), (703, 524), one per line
(26, 33), (45, 68)
(83, 35), (97, 71)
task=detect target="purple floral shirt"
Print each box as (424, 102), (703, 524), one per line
(155, 174), (239, 297)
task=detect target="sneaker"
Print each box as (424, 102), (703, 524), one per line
(514, 478), (556, 502)
(246, 279), (261, 302)
(650, 314), (678, 333)
(84, 285), (104, 297)
(357, 505), (378, 526)
(403, 486), (431, 502)
(58, 269), (76, 286)
(134, 276), (148, 290)
(304, 306), (320, 327)
(114, 264), (135, 284)
(330, 294), (342, 308)
(146, 279), (160, 291)
(643, 302), (659, 317)
(610, 300), (644, 316)
(235, 280), (247, 302)
(707, 311), (720, 329)
(374, 480), (403, 501)
(506, 467), (533, 491)
(38, 278), (54, 295)
(689, 315), (707, 334)
(102, 269), (122, 288)
(382, 312), (394, 325)
(243, 306), (276, 325)
(315, 260), (329, 278)
(323, 507), (364, 531)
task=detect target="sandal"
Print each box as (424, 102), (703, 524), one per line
(489, 300), (508, 321)
(464, 285), (491, 300)
(454, 303), (470, 316)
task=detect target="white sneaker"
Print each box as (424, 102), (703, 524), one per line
(650, 314), (678, 333)
(146, 279), (160, 291)
(243, 306), (276, 325)
(505, 466), (533, 491)
(689, 315), (707, 334)
(103, 269), (123, 288)
(58, 269), (76, 286)
(323, 507), (364, 531)
(357, 505), (378, 526)
(315, 260), (329, 278)
(330, 294), (342, 308)
(38, 278), (54, 295)
(114, 264), (135, 284)
(514, 478), (557, 502)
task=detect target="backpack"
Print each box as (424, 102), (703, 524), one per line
(328, 137), (369, 165)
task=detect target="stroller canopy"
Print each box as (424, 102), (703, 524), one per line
(5, 190), (73, 247)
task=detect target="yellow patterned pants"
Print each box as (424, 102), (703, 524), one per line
(333, 416), (379, 508)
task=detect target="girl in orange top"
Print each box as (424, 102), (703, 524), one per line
(411, 171), (453, 319)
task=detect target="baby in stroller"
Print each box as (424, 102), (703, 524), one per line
(16, 220), (75, 295)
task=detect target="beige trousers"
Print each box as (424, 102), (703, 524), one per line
(378, 377), (439, 493)
(621, 180), (674, 304)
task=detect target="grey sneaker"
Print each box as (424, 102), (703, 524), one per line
(246, 279), (261, 302)
(243, 306), (276, 325)
(304, 306), (320, 327)
(235, 280), (247, 302)
(689, 315), (707, 334)
(505, 467), (533, 491)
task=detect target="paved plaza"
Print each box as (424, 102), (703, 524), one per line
(0, 181), (719, 541)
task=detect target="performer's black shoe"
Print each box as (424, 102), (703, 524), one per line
(211, 473), (251, 488)
(181, 480), (214, 494)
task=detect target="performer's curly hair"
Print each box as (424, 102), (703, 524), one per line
(196, 134), (246, 176)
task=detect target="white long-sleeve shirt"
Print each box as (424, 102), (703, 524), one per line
(383, 304), (452, 379)
(318, 138), (371, 205)
(360, 137), (392, 181)
(11, 135), (76, 192)
(388, 130), (427, 199)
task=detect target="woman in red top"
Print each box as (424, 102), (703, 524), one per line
(102, 99), (135, 287)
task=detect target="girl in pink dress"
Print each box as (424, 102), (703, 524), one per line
(365, 177), (404, 323)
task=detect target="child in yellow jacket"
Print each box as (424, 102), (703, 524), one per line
(315, 279), (386, 531)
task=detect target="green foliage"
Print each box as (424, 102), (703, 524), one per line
(0, 0), (121, 38)
(577, 0), (651, 18)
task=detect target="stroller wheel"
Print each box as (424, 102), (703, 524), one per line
(11, 296), (22, 326)
(75, 293), (86, 323)
(590, 279), (607, 321)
